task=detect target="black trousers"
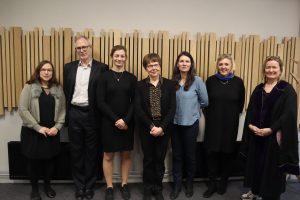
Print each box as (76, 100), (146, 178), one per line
(206, 150), (234, 182)
(68, 107), (100, 191)
(171, 120), (199, 187)
(139, 124), (170, 191)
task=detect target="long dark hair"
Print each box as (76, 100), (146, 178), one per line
(27, 60), (59, 87)
(172, 51), (196, 91)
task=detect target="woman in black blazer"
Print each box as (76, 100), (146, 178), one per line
(135, 53), (176, 200)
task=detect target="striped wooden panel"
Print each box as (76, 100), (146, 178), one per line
(43, 36), (51, 61)
(6, 30), (12, 110)
(161, 31), (169, 78)
(0, 33), (3, 115)
(0, 27), (299, 116)
(38, 28), (43, 62)
(21, 34), (27, 85)
(208, 33), (216, 78)
(59, 29), (64, 83)
(13, 27), (23, 106)
(141, 38), (149, 79)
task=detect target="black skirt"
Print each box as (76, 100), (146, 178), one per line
(20, 126), (60, 159)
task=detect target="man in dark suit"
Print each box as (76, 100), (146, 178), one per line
(63, 35), (108, 200)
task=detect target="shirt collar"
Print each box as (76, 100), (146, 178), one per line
(146, 76), (163, 86)
(79, 60), (92, 68)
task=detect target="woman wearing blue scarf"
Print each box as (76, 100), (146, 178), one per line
(203, 54), (245, 198)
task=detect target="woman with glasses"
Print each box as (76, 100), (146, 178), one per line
(203, 54), (245, 198)
(170, 51), (208, 199)
(97, 45), (137, 200)
(19, 60), (66, 200)
(240, 56), (299, 200)
(135, 53), (176, 200)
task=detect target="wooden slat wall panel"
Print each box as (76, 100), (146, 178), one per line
(290, 38), (296, 87)
(43, 36), (51, 61)
(0, 33), (3, 115)
(0, 28), (8, 110)
(13, 27), (23, 106)
(9, 28), (16, 108)
(0, 27), (299, 116)
(208, 33), (216, 77)
(161, 32), (169, 78)
(234, 41), (242, 77)
(5, 30), (11, 110)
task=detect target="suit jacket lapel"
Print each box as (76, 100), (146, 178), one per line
(69, 61), (79, 93)
(88, 59), (98, 86)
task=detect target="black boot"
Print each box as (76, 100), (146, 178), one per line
(44, 181), (56, 198)
(185, 183), (193, 198)
(217, 179), (228, 195)
(203, 181), (216, 198)
(31, 182), (41, 200)
(170, 184), (181, 199)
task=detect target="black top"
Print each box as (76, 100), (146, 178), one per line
(21, 89), (60, 159)
(135, 77), (176, 132)
(97, 70), (137, 152)
(204, 75), (245, 153)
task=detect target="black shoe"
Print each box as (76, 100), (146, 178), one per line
(85, 189), (95, 199)
(105, 187), (114, 200)
(31, 191), (41, 200)
(44, 184), (56, 198)
(120, 184), (131, 200)
(217, 180), (228, 195)
(143, 188), (152, 200)
(203, 182), (216, 198)
(75, 189), (85, 200)
(153, 190), (164, 200)
(185, 183), (193, 198)
(170, 186), (181, 199)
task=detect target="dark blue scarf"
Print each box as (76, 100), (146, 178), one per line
(215, 72), (234, 81)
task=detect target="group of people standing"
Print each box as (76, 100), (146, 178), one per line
(18, 35), (299, 200)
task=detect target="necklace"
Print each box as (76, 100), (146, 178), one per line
(113, 71), (124, 82)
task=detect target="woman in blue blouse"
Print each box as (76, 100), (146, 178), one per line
(170, 51), (209, 199)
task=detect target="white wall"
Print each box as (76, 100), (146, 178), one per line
(0, 0), (299, 182)
(0, 0), (299, 39)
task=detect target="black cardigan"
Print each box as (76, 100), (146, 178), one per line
(135, 77), (176, 132)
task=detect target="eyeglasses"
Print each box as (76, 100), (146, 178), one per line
(75, 45), (90, 52)
(147, 63), (160, 69)
(40, 69), (53, 72)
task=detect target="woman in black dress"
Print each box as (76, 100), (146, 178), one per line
(97, 45), (137, 200)
(203, 54), (245, 198)
(18, 60), (66, 200)
(241, 56), (299, 200)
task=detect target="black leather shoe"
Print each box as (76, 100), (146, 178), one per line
(75, 189), (85, 200)
(203, 182), (216, 198)
(105, 187), (114, 200)
(44, 185), (56, 198)
(85, 189), (95, 199)
(31, 191), (41, 200)
(170, 186), (181, 199)
(185, 183), (193, 198)
(120, 184), (131, 200)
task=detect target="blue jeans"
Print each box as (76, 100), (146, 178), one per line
(171, 120), (199, 187)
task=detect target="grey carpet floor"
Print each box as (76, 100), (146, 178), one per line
(0, 180), (299, 200)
